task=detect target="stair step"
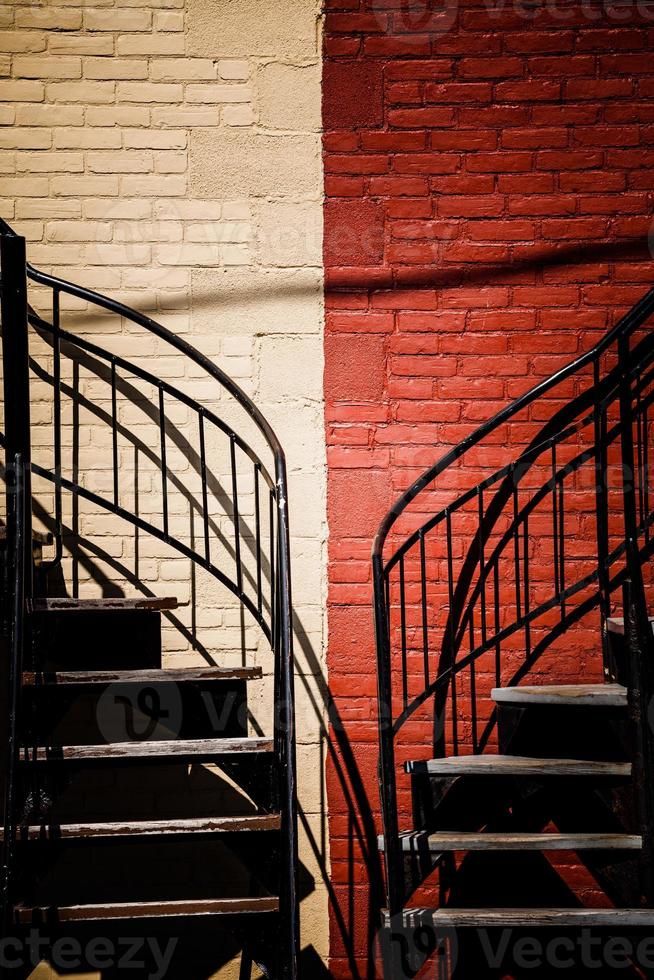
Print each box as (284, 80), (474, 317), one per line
(22, 737), (273, 762)
(491, 684), (627, 707)
(607, 616), (654, 636)
(23, 666), (262, 685)
(386, 908), (654, 929)
(406, 755), (632, 777)
(381, 832), (642, 853)
(15, 896), (279, 923)
(6, 814), (281, 841)
(31, 596), (178, 612)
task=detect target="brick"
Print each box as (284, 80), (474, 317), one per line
(48, 35), (114, 56)
(15, 152), (83, 173)
(223, 105), (256, 126)
(425, 82), (492, 103)
(565, 78), (633, 100)
(393, 154), (459, 175)
(0, 31), (46, 54)
(16, 104), (84, 127)
(0, 80), (44, 102)
(218, 60), (250, 81)
(54, 129), (122, 149)
(494, 79), (560, 101)
(88, 152), (153, 173)
(120, 175), (186, 196)
(0, 129), (51, 150)
(458, 56), (523, 79)
(0, 177), (49, 197)
(388, 108), (455, 129)
(47, 81), (115, 104)
(85, 9), (152, 30)
(85, 59), (149, 80)
(116, 82), (183, 103)
(502, 128), (568, 150)
(85, 107), (150, 127)
(186, 84), (251, 104)
(51, 175), (119, 196)
(14, 56), (81, 79)
(116, 35), (185, 56)
(124, 130), (186, 149)
(153, 11), (184, 30)
(466, 152), (533, 173)
(16, 7), (82, 30)
(46, 221), (112, 242)
(150, 59), (216, 81)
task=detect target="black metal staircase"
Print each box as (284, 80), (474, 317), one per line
(374, 286), (654, 976)
(0, 221), (299, 979)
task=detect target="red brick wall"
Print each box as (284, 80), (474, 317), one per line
(322, 8), (654, 977)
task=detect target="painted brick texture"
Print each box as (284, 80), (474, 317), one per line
(323, 8), (654, 977)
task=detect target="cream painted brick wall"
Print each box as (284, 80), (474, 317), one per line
(0, 0), (327, 975)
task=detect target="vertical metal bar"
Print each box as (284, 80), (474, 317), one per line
(593, 357), (612, 674)
(493, 559), (501, 687)
(469, 618), (478, 753)
(552, 443), (560, 600)
(399, 555), (408, 710)
(644, 400), (650, 545)
(558, 476), (566, 618)
(230, 435), (242, 594)
(111, 360), (119, 509)
(198, 412), (210, 565)
(477, 486), (487, 647)
(0, 230), (32, 599)
(419, 531), (429, 688)
(254, 463), (262, 616)
(523, 510), (531, 660)
(51, 288), (63, 566)
(636, 367), (645, 528)
(1, 454), (26, 930)
(269, 489), (276, 640)
(158, 386), (168, 539)
(451, 670), (459, 756)
(512, 467), (522, 622)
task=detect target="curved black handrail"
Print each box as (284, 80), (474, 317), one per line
(373, 284), (654, 918)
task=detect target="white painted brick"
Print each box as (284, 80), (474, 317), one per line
(117, 34), (185, 56)
(0, 31), (46, 54)
(222, 105), (256, 127)
(85, 8), (152, 31)
(150, 59), (216, 82)
(46, 81), (115, 104)
(120, 174), (186, 196)
(46, 221), (113, 243)
(14, 56), (82, 79)
(218, 60), (250, 81)
(153, 10), (185, 30)
(54, 128), (122, 149)
(0, 80), (44, 102)
(85, 106), (150, 127)
(16, 104), (84, 127)
(0, 129), (51, 150)
(85, 58), (149, 80)
(125, 129), (186, 149)
(151, 107), (219, 127)
(186, 84), (251, 104)
(83, 200), (152, 220)
(116, 82), (183, 103)
(48, 35), (114, 56)
(51, 175), (119, 196)
(16, 8), (82, 30)
(15, 151), (84, 173)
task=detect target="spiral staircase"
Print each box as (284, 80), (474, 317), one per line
(374, 285), (654, 976)
(0, 221), (299, 979)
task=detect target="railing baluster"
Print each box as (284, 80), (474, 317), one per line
(198, 411), (210, 565)
(230, 435), (242, 594)
(636, 368), (646, 529)
(52, 288), (63, 564)
(512, 467), (522, 623)
(419, 531), (429, 688)
(111, 360), (118, 509)
(558, 475), (566, 618)
(255, 463), (262, 616)
(493, 559), (501, 687)
(451, 670), (459, 756)
(399, 555), (408, 711)
(478, 486), (487, 647)
(269, 489), (276, 638)
(158, 386), (168, 539)
(552, 443), (560, 600)
(469, 618), (478, 753)
(644, 399), (650, 544)
(523, 510), (531, 660)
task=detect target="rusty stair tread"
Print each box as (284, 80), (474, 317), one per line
(491, 684), (627, 707)
(31, 596), (178, 612)
(14, 896), (280, 923)
(381, 832), (642, 852)
(23, 666), (262, 685)
(387, 908), (654, 929)
(4, 814), (281, 841)
(22, 737), (273, 762)
(405, 755), (632, 777)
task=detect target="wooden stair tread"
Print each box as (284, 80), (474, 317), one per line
(6, 814), (281, 841)
(15, 896), (279, 923)
(406, 755), (632, 777)
(31, 596), (178, 612)
(607, 616), (654, 636)
(23, 737), (273, 762)
(23, 666), (262, 685)
(0, 526), (52, 545)
(387, 908), (654, 929)
(381, 832), (642, 852)
(491, 684), (627, 707)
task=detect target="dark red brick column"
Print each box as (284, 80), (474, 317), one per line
(322, 8), (654, 977)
